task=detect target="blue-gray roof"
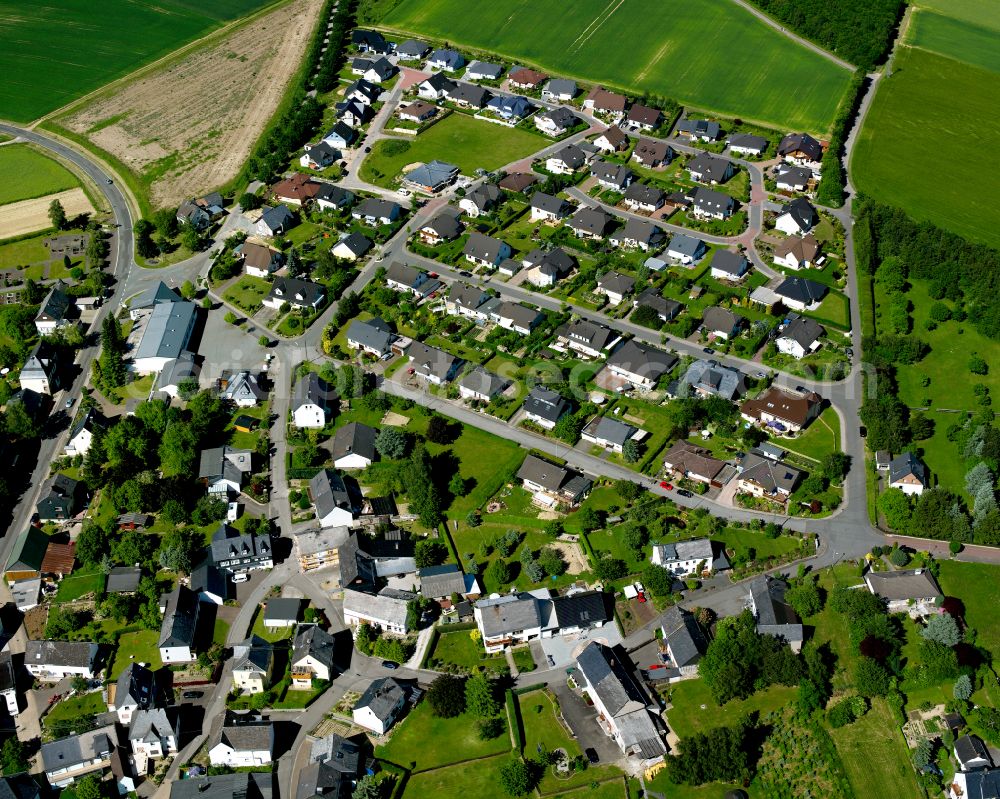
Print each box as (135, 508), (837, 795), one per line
(134, 300), (196, 361)
(667, 233), (706, 258)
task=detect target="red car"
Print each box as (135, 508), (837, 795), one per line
(659, 481), (673, 490)
(637, 591), (647, 603)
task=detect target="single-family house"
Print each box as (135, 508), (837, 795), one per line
(333, 422), (378, 469)
(508, 67), (547, 90)
(955, 736), (992, 772)
(676, 118), (721, 141)
(498, 171), (537, 193)
(709, 250), (750, 281)
(687, 153), (735, 184)
(568, 206), (617, 239)
(521, 387), (569, 430)
(129, 708), (178, 762)
(594, 125), (629, 153)
(345, 315), (396, 358)
(448, 82), (492, 109)
(417, 73), (456, 100)
(300, 140), (339, 170)
(386, 261), (430, 294)
(740, 386), (822, 433)
(396, 38), (429, 60)
(221, 370), (266, 407)
(486, 94), (532, 121)
(352, 678), (406, 735)
(523, 246), (577, 287)
(591, 159), (634, 191)
(404, 160), (459, 193)
(458, 367), (510, 402)
(209, 711), (273, 768)
(292, 624), (337, 687)
(777, 132), (823, 173)
(460, 184), (503, 217)
(191, 562), (226, 606)
(34, 281), (73, 335)
(343, 587), (415, 635)
(36, 473), (84, 522)
(651, 538), (717, 576)
(465, 60), (503, 81)
(292, 372), (332, 428)
(198, 445), (252, 496)
(581, 415), (638, 453)
(773, 276), (827, 311)
(775, 197), (819, 235)
(516, 454), (592, 508)
(546, 144), (586, 174)
(474, 591), (546, 652)
(158, 585), (200, 664)
(492, 301), (544, 334)
(666, 233), (707, 265)
(343, 79), (380, 107)
(20, 340), (59, 395)
(255, 204), (295, 237)
(397, 100), (438, 124)
(210, 523), (273, 574)
(775, 316), (824, 359)
(736, 452), (803, 501)
(530, 192), (572, 222)
(691, 186), (735, 220)
(583, 87), (627, 120)
(633, 287), (682, 322)
(534, 106), (579, 136)
(353, 198), (401, 227)
(25, 640), (98, 681)
(889, 452), (928, 496)
(773, 233), (819, 270)
(703, 306), (745, 340)
(463, 232), (511, 267)
(632, 138), (673, 168)
(239, 241), (282, 278)
(336, 98), (373, 128)
(662, 439), (726, 485)
(171, 773), (272, 799)
(111, 662), (156, 725)
(322, 121), (356, 150)
(748, 576), (804, 652)
(352, 55), (394, 83)
(621, 182), (664, 213)
(542, 78), (577, 101)
(660, 606), (708, 676)
(864, 569), (941, 615)
(626, 104), (662, 131)
(610, 218), (665, 251)
(555, 318), (621, 358)
(41, 725), (115, 787)
(332, 232), (372, 261)
(407, 342), (463, 384)
(775, 163), (813, 192)
(272, 172), (321, 206)
(64, 408), (103, 457)
(682, 358), (745, 400)
(351, 29), (389, 53)
(606, 340), (677, 390)
(595, 271), (635, 305)
(727, 133), (768, 156)
(310, 470), (356, 528)
(428, 48), (464, 71)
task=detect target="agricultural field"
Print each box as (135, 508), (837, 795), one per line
(52, 0), (324, 208)
(853, 3), (1000, 248)
(0, 145), (81, 205)
(359, 114), (545, 188)
(0, 0), (278, 122)
(380, 0), (852, 132)
(0, 189), (95, 241)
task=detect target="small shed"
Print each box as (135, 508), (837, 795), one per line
(263, 598), (301, 628)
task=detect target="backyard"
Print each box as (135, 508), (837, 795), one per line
(110, 630), (163, 678)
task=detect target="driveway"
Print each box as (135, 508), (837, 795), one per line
(539, 624), (624, 670)
(549, 681), (623, 766)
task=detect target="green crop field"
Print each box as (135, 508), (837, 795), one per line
(0, 0), (277, 122)
(909, 12), (1000, 73)
(381, 0), (852, 132)
(0, 144), (80, 205)
(853, 47), (1000, 248)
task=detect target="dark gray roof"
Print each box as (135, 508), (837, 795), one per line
(463, 232), (508, 262)
(865, 568), (940, 601)
(776, 163), (813, 186)
(269, 276), (325, 306)
(677, 119), (720, 139)
(552, 591), (609, 628)
(780, 197), (819, 231)
(710, 250), (749, 276)
(40, 725), (115, 772)
(522, 387), (568, 423)
(448, 281), (490, 311)
(159, 585), (199, 648)
(531, 192), (570, 216)
(116, 662), (155, 713)
(568, 205), (615, 236)
(418, 564), (467, 598)
(585, 416), (636, 447)
(423, 212), (462, 239)
(293, 625), (336, 671)
(774, 276), (827, 305)
(623, 182), (663, 206)
(448, 81), (492, 107)
(545, 78), (577, 96)
(537, 106), (579, 129)
(355, 198), (400, 222)
(0, 775), (39, 799)
(525, 246), (575, 278)
(778, 132), (822, 161)
(408, 341), (461, 381)
(612, 218), (664, 247)
(191, 562), (226, 601)
(703, 307), (744, 338)
(214, 710), (272, 753)
(779, 316), (823, 349)
(309, 470), (353, 522)
(466, 60), (503, 79)
(172, 772), (272, 799)
(889, 452), (927, 486)
(335, 232), (372, 257)
(310, 733), (361, 774)
(688, 153), (732, 183)
(26, 639), (96, 669)
(474, 593), (542, 637)
(728, 133), (768, 151)
(264, 598), (301, 623)
(463, 184), (502, 211)
(36, 281), (71, 324)
(738, 452), (802, 494)
(692, 186), (735, 215)
(259, 204), (294, 230)
(333, 422), (378, 464)
(459, 367), (509, 398)
(386, 261), (426, 288)
(556, 318), (616, 351)
(597, 270), (635, 296)
(354, 677), (405, 720)
(660, 606), (707, 667)
(955, 735), (991, 768)
(552, 144), (585, 169)
(606, 340), (677, 381)
(396, 38), (429, 57)
(667, 233), (706, 258)
(293, 372), (332, 412)
(347, 317), (394, 353)
(129, 281), (181, 312)
(421, 72), (456, 93)
(129, 707), (174, 743)
(635, 287), (682, 320)
(962, 769), (1000, 799)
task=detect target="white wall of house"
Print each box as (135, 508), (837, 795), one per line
(293, 403), (327, 429)
(208, 743), (272, 768)
(159, 644), (193, 665)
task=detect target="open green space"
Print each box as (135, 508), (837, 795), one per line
(0, 144), (81, 205)
(853, 46), (1000, 248)
(426, 628), (508, 673)
(109, 630), (164, 678)
(831, 698), (922, 799)
(908, 11), (1000, 73)
(376, 701), (510, 770)
(664, 677), (796, 739)
(777, 405), (841, 463)
(0, 0), (278, 122)
(0, 233), (54, 269)
(401, 755), (509, 799)
(937, 560), (1000, 661)
(359, 114), (544, 187)
(44, 690), (107, 731)
(381, 0), (851, 132)
(223, 275), (271, 315)
(54, 565), (105, 603)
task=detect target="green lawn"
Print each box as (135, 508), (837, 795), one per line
(831, 698), (922, 799)
(382, 0), (850, 132)
(44, 690), (107, 730)
(777, 405), (841, 463)
(250, 607), (295, 643)
(0, 0), (277, 122)
(376, 701), (511, 770)
(213, 618), (230, 646)
(427, 628), (508, 673)
(54, 565), (105, 603)
(110, 630), (163, 677)
(359, 113), (546, 187)
(665, 679), (796, 739)
(0, 233), (55, 269)
(853, 46), (1000, 248)
(908, 9), (1000, 73)
(0, 144), (81, 205)
(223, 275), (271, 315)
(401, 755), (510, 799)
(938, 560), (1000, 661)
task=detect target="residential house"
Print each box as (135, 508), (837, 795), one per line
(40, 541), (75, 580)
(342, 587), (415, 635)
(682, 358), (745, 400)
(293, 526), (351, 573)
(111, 662), (156, 725)
(594, 125), (629, 154)
(523, 246), (576, 287)
(591, 159), (634, 191)
(25, 640), (98, 681)
(747, 576), (804, 652)
(736, 451), (803, 502)
(198, 445), (252, 496)
(691, 187), (735, 220)
(775, 197), (818, 235)
(459, 184), (502, 217)
(581, 416), (637, 453)
(428, 48), (464, 71)
(621, 182), (664, 213)
(332, 232), (372, 262)
(676, 118), (721, 141)
(773, 276), (827, 311)
(158, 585), (200, 664)
(34, 281), (73, 335)
(353, 678), (406, 735)
(864, 569), (941, 616)
(239, 241), (282, 278)
(773, 233), (819, 270)
(397, 101), (438, 124)
(20, 340), (59, 395)
(775, 163), (813, 192)
(552, 590), (611, 635)
(521, 387), (569, 430)
(486, 94), (532, 121)
(210, 523), (273, 575)
(292, 624), (337, 687)
(498, 172), (537, 193)
(130, 299), (197, 374)
(36, 473), (84, 522)
(272, 172), (321, 206)
(687, 153), (735, 184)
(633, 287), (682, 323)
(575, 642), (666, 759)
(740, 386), (822, 433)
(508, 67), (547, 90)
(542, 78), (577, 101)
(417, 73), (456, 100)
(610, 219), (665, 251)
(336, 98), (371, 129)
(346, 317), (396, 359)
(662, 440), (727, 486)
(458, 367), (510, 402)
(41, 725), (115, 787)
(447, 81), (492, 109)
(727, 133), (768, 156)
(221, 370), (266, 407)
(474, 591), (546, 652)
(465, 61), (503, 81)
(463, 232), (511, 267)
(418, 563), (478, 600)
(666, 233), (707, 265)
(64, 408), (103, 457)
(209, 711), (273, 768)
(351, 29), (389, 53)
(105, 566), (142, 594)
(396, 38), (429, 60)
(889, 452), (928, 496)
(709, 250), (750, 281)
(310, 470), (356, 528)
(546, 144), (587, 174)
(299, 735), (363, 799)
(652, 538), (724, 579)
(0, 773), (38, 799)
(555, 318), (620, 358)
(129, 708), (178, 763)
(516, 455), (592, 508)
(659, 606), (708, 676)
(404, 160), (459, 194)
(534, 106), (579, 136)
(955, 736), (992, 772)
(322, 121), (356, 151)
(300, 141), (339, 170)
(292, 372), (332, 428)
(626, 104), (662, 131)
(343, 79), (381, 107)
(191, 561), (226, 606)
(5, 527), (48, 584)
(632, 138), (673, 168)
(491, 301), (543, 334)
(351, 56), (394, 84)
(595, 271), (635, 305)
(606, 340), (677, 390)
(385, 262), (431, 295)
(408, 342), (463, 384)
(172, 773), (272, 799)
(777, 132), (823, 173)
(775, 316), (824, 359)
(230, 635), (275, 696)
(264, 598), (301, 629)
(530, 192), (572, 222)
(583, 87), (627, 121)
(352, 198), (400, 227)
(255, 204), (295, 237)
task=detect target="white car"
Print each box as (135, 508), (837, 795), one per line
(398, 188), (411, 197)
(232, 573), (249, 584)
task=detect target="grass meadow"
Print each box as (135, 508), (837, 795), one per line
(381, 0), (851, 132)
(831, 699), (922, 799)
(0, 0), (276, 122)
(909, 11), (1000, 73)
(0, 145), (80, 205)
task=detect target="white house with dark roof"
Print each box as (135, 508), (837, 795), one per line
(776, 316), (824, 359)
(521, 387), (569, 430)
(555, 318), (621, 358)
(428, 48), (464, 71)
(864, 568), (940, 615)
(199, 445), (252, 496)
(343, 587), (415, 635)
(659, 606), (708, 677)
(332, 422), (378, 469)
(385, 262), (429, 295)
(747, 576), (803, 652)
(20, 341), (59, 395)
(346, 317), (396, 358)
(516, 455), (592, 508)
(309, 470), (356, 529)
(34, 281), (73, 335)
(264, 276), (325, 311)
(491, 301), (544, 335)
(129, 708), (178, 764)
(26, 640), (98, 681)
(417, 73), (456, 100)
(691, 187), (735, 220)
(774, 276), (827, 311)
(419, 211), (462, 244)
(353, 678), (406, 735)
(232, 635), (274, 695)
(458, 367), (510, 402)
(651, 538), (717, 577)
(41, 724), (116, 787)
(210, 523), (273, 575)
(595, 270), (635, 305)
(221, 370), (266, 407)
(677, 119), (720, 141)
(530, 192), (572, 222)
(581, 416), (639, 454)
(610, 219), (665, 252)
(332, 232), (372, 261)
(622, 182), (664, 213)
(292, 624), (337, 686)
(535, 106), (579, 136)
(775, 163), (813, 192)
(407, 342), (462, 384)
(682, 359), (745, 400)
(463, 232), (511, 268)
(445, 282), (493, 322)
(592, 159), (634, 191)
(474, 591), (547, 652)
(736, 452), (803, 502)
(112, 662), (156, 724)
(666, 233), (707, 265)
(568, 205), (616, 239)
(778, 132), (823, 174)
(524, 247), (576, 287)
(292, 372), (331, 428)
(775, 197), (819, 235)
(687, 153), (735, 185)
(889, 452), (928, 496)
(606, 340), (677, 390)
(158, 585), (200, 664)
(727, 133), (768, 156)
(702, 306), (745, 340)
(209, 711), (273, 768)
(709, 250), (750, 281)
(546, 144), (587, 174)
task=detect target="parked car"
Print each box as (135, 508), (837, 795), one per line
(381, 661), (399, 670)
(585, 748), (599, 765)
(182, 691), (203, 700)
(703, 347), (715, 354)
(658, 481), (673, 490)
(676, 488), (693, 498)
(232, 573), (249, 584)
